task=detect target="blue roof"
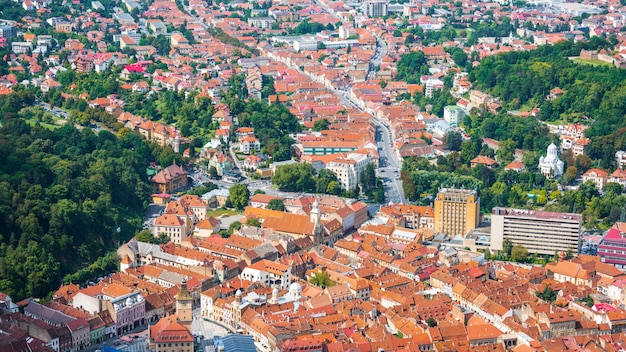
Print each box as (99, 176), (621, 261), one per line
(103, 347), (125, 352)
(219, 335), (256, 352)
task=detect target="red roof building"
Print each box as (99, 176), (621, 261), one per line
(151, 162), (188, 194)
(148, 315), (193, 352)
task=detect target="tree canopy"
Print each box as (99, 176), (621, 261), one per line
(267, 198), (285, 211)
(0, 94), (161, 299)
(223, 74), (301, 162)
(395, 51), (428, 84)
(468, 38), (625, 167)
(229, 184), (250, 210)
(309, 271), (335, 289)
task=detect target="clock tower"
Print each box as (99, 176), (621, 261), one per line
(176, 280), (193, 330)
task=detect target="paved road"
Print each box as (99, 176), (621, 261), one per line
(142, 204), (165, 230)
(35, 100), (106, 133)
(181, 0), (406, 205)
(335, 91), (406, 204)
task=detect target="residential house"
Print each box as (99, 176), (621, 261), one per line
(194, 218), (221, 237)
(582, 168), (608, 191)
(239, 136), (260, 154)
(148, 315), (193, 352)
(243, 155), (264, 171)
(325, 284), (353, 304)
(470, 156), (497, 169)
(599, 223), (626, 269)
(504, 161), (525, 172)
(153, 214), (192, 245)
(546, 261), (593, 288)
(608, 169), (626, 189)
(151, 163), (188, 194)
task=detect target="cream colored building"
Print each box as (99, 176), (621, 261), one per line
(434, 188), (480, 236)
(326, 153), (371, 191)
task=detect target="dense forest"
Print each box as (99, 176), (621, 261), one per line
(468, 37), (625, 167)
(0, 92), (167, 299)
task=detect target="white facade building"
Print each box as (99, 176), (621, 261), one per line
(326, 153), (371, 191)
(240, 260), (292, 290)
(616, 151), (626, 169)
(443, 106), (466, 125)
(538, 143), (564, 178)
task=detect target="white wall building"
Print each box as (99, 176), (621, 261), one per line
(443, 106), (466, 125)
(538, 143), (564, 178)
(616, 151), (626, 169)
(326, 153), (371, 191)
(240, 260), (292, 290)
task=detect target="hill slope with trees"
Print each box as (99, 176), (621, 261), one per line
(468, 38), (625, 167)
(0, 93), (163, 299)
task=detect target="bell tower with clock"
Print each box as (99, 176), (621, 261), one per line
(176, 280), (193, 330)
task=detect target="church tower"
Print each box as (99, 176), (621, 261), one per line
(176, 280), (193, 330)
(310, 200), (323, 244)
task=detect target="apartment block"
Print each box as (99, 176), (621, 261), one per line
(599, 222), (626, 269)
(434, 188), (480, 236)
(326, 153), (371, 191)
(0, 25), (17, 38)
(362, 0), (388, 17)
(490, 207), (581, 256)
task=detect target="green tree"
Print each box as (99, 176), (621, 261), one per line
(460, 136), (482, 164)
(604, 182), (623, 195)
(135, 230), (154, 242)
(536, 285), (557, 303)
(272, 163), (316, 192)
(426, 317), (437, 327)
(229, 184), (250, 210)
(246, 217), (261, 227)
(444, 131), (463, 151)
(361, 163), (377, 191)
(309, 271), (334, 289)
(502, 238), (513, 257)
(496, 139), (516, 164)
(326, 181), (342, 195)
(227, 221), (242, 236)
(451, 50), (468, 67)
(563, 166), (577, 185)
(208, 166), (218, 178)
(154, 234), (171, 244)
(313, 118), (330, 131)
(267, 198), (285, 211)
(511, 244), (529, 262)
(316, 169), (339, 194)
(395, 51), (428, 83)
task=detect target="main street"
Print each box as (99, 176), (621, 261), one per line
(181, 3), (406, 204)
